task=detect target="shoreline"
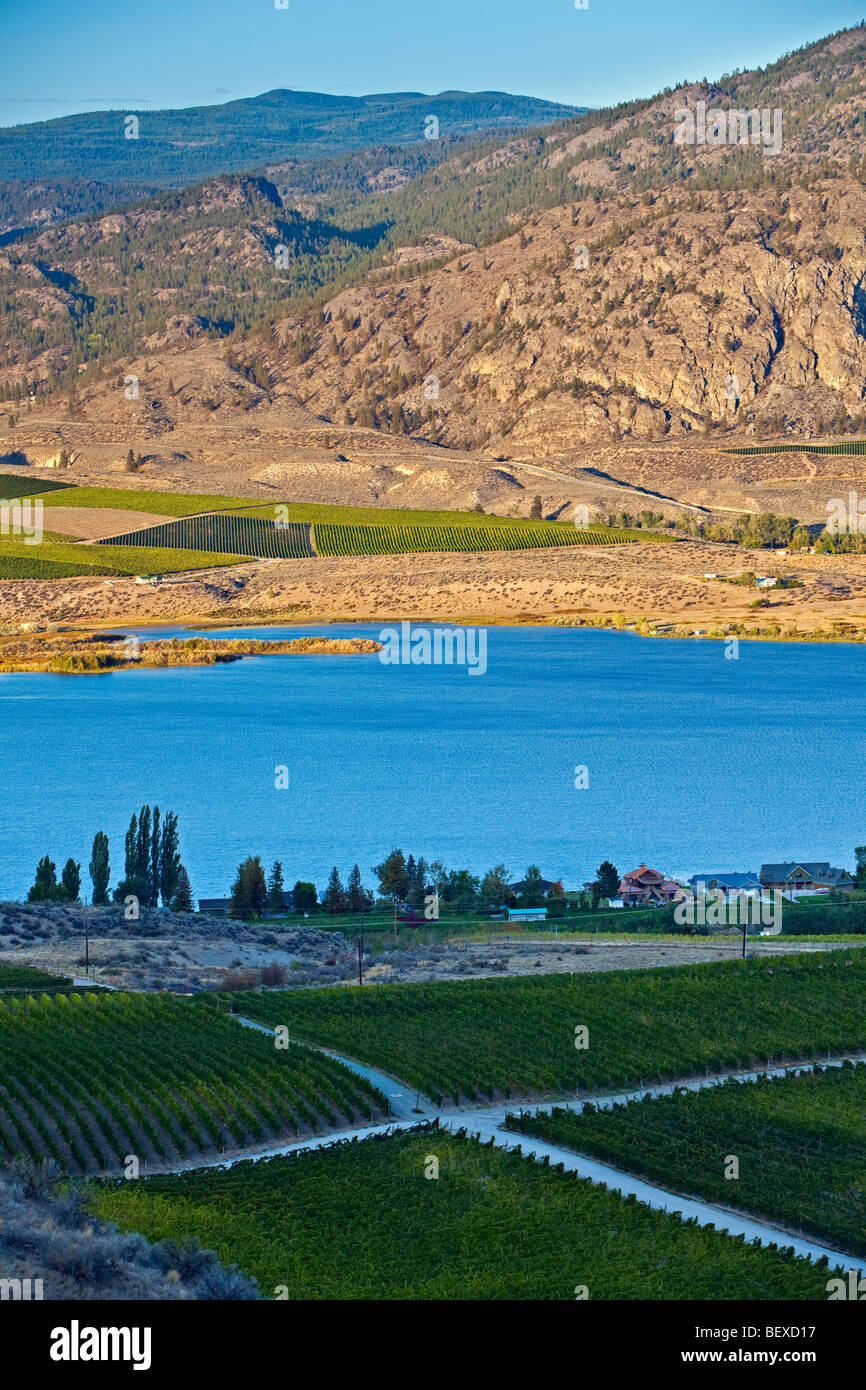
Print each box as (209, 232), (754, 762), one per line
(48, 611), (866, 647)
(0, 633), (382, 675)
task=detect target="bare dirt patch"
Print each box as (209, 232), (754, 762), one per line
(40, 506), (174, 540)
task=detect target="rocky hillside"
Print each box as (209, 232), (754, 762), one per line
(4, 24), (866, 456)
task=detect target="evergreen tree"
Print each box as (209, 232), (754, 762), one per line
(596, 861), (620, 900)
(171, 865), (194, 914)
(266, 860), (286, 910)
(89, 832), (110, 905)
(347, 863), (367, 911)
(27, 856), (58, 902)
(61, 858), (81, 903)
(529, 495), (543, 520)
(322, 867), (345, 913)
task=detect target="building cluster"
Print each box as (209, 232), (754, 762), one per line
(608, 861), (854, 908)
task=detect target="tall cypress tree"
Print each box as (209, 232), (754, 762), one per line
(150, 806), (161, 908)
(136, 805), (152, 902)
(159, 812), (181, 908)
(89, 832), (110, 906)
(124, 813), (138, 883)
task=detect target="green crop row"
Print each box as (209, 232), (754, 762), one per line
(507, 1061), (866, 1257)
(0, 991), (386, 1174)
(311, 522), (639, 556)
(101, 515), (313, 559)
(89, 1126), (838, 1300)
(723, 440), (866, 455)
(0, 965), (70, 992)
(218, 952), (866, 1105)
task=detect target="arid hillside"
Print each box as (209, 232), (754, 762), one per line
(4, 25), (866, 530)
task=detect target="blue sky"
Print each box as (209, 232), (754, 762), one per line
(0, 0), (863, 127)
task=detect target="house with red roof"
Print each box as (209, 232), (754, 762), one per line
(618, 865), (681, 906)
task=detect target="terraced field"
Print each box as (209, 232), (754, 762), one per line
(218, 952), (866, 1105)
(0, 992), (386, 1173)
(507, 1062), (866, 1257)
(90, 1127), (837, 1300)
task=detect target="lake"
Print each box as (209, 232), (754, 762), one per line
(2, 624), (864, 900)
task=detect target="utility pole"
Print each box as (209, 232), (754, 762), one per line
(84, 901), (90, 976)
(357, 933), (364, 986)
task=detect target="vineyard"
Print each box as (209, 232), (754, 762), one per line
(216, 952), (866, 1105)
(89, 1126), (836, 1300)
(507, 1062), (866, 1257)
(0, 473), (73, 499)
(38, 486), (261, 515)
(0, 992), (386, 1174)
(100, 514), (651, 561)
(0, 538), (246, 579)
(723, 440), (866, 455)
(0, 964), (69, 992)
(101, 515), (314, 559)
(311, 522), (634, 556)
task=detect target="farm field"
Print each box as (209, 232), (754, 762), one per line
(312, 521), (640, 556)
(506, 1062), (866, 1258)
(0, 473), (73, 499)
(88, 1126), (837, 1300)
(102, 515), (314, 559)
(99, 514), (658, 560)
(0, 964), (69, 992)
(216, 952), (866, 1105)
(723, 440), (866, 455)
(36, 486), (262, 515)
(0, 538), (245, 578)
(0, 991), (386, 1173)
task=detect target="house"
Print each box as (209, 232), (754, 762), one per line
(506, 906), (548, 922)
(618, 865), (681, 906)
(199, 898), (231, 915)
(199, 890), (295, 916)
(759, 862), (855, 898)
(688, 871), (766, 902)
(755, 575), (778, 588)
(506, 877), (557, 898)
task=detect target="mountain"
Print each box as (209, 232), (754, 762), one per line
(0, 88), (582, 229)
(4, 24), (866, 461)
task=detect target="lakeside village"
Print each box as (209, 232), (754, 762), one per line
(19, 808), (860, 935)
(200, 855), (860, 935)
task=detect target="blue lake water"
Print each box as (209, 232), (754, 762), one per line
(2, 624), (865, 900)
